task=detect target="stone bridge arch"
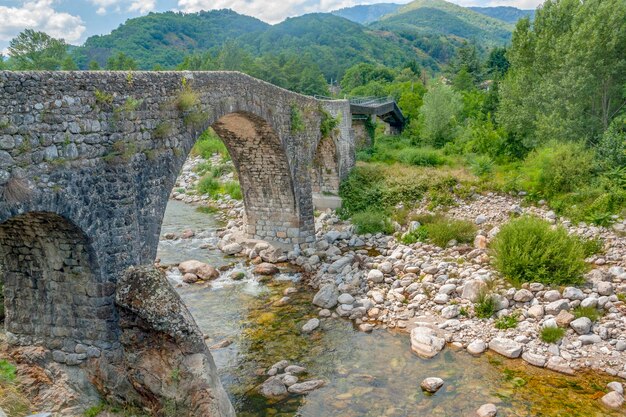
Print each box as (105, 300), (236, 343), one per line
(0, 70), (354, 413)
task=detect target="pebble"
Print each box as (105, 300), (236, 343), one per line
(476, 403), (498, 417)
(420, 377), (444, 393)
(302, 318), (320, 333)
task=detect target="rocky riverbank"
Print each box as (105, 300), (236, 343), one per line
(172, 155), (626, 412)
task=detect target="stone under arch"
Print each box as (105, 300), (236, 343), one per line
(0, 212), (116, 361)
(210, 111), (301, 242)
(311, 134), (340, 195)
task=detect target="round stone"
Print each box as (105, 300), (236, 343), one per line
(420, 377), (444, 393)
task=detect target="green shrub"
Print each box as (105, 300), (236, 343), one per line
(197, 175), (220, 196)
(474, 292), (496, 319)
(84, 403), (106, 417)
(520, 142), (595, 197)
(578, 237), (603, 257)
(573, 306), (602, 322)
(470, 155), (494, 177)
(491, 216), (587, 286)
(0, 359), (16, 383)
(540, 326), (565, 344)
(495, 313), (519, 329)
(423, 217), (476, 247)
(193, 162), (212, 176)
(191, 129), (229, 160)
(400, 148), (445, 167)
(176, 89), (200, 112)
(223, 181), (242, 200)
(401, 227), (429, 244)
(351, 210), (394, 235)
(339, 165), (386, 216)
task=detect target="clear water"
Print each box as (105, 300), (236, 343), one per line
(158, 200), (624, 417)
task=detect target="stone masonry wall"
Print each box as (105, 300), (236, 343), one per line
(0, 71), (354, 365)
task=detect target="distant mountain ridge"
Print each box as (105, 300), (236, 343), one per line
(469, 6), (535, 23)
(73, 0), (534, 76)
(332, 3), (402, 24)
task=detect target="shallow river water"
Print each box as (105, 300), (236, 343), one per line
(158, 200), (623, 417)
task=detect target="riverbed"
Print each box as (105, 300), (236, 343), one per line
(158, 200), (622, 417)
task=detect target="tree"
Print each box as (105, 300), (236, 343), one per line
(61, 56), (78, 70)
(8, 29), (68, 70)
(498, 0), (626, 147)
(88, 60), (101, 70)
(419, 82), (463, 147)
(485, 47), (509, 77)
(106, 52), (138, 70)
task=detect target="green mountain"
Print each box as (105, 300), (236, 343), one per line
(74, 10), (269, 69)
(239, 13), (436, 81)
(372, 0), (514, 47)
(332, 3), (402, 24)
(469, 6), (535, 24)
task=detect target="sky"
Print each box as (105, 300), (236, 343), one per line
(0, 0), (543, 54)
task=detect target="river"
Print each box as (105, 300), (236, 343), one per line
(157, 200), (622, 417)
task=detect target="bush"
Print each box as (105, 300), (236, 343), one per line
(423, 216), (476, 247)
(351, 210), (394, 235)
(540, 326), (565, 344)
(474, 292), (496, 318)
(469, 155), (494, 177)
(573, 306), (602, 322)
(197, 175), (220, 196)
(495, 313), (518, 329)
(191, 129), (229, 160)
(400, 148), (445, 167)
(491, 216), (587, 286)
(223, 181), (242, 200)
(0, 360), (16, 383)
(520, 142), (595, 197)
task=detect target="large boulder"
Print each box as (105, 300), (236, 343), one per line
(259, 376), (288, 399)
(287, 380), (325, 394)
(602, 391), (625, 409)
(488, 338), (522, 359)
(178, 260), (219, 280)
(461, 280), (487, 302)
(115, 266), (235, 417)
(410, 326), (445, 359)
(312, 284), (339, 309)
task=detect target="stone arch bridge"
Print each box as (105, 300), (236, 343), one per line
(0, 71), (354, 415)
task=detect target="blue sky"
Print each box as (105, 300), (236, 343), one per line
(0, 0), (542, 54)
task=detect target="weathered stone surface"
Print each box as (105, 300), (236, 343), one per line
(522, 352), (547, 367)
(179, 260), (219, 280)
(312, 284), (339, 309)
(570, 317), (592, 335)
(287, 379), (325, 394)
(601, 391), (625, 409)
(476, 403), (498, 417)
(254, 263), (279, 275)
(420, 377), (444, 393)
(221, 242), (243, 255)
(513, 289), (533, 303)
(489, 338), (523, 358)
(546, 356), (575, 375)
(467, 339), (487, 355)
(410, 326), (445, 359)
(259, 376), (288, 398)
(545, 299), (570, 315)
(461, 279), (487, 302)
(115, 266), (236, 417)
(302, 318), (320, 333)
(367, 269), (384, 283)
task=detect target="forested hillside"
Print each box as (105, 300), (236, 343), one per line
(469, 6), (535, 23)
(73, 10), (269, 69)
(61, 0), (525, 78)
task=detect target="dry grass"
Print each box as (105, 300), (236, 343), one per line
(1, 177), (32, 204)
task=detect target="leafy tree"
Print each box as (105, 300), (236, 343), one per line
(106, 52), (138, 70)
(419, 82), (463, 147)
(88, 60), (101, 70)
(61, 56), (78, 70)
(498, 0), (626, 147)
(485, 47), (509, 76)
(8, 29), (69, 70)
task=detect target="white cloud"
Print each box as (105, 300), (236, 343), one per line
(0, 0), (85, 43)
(177, 0), (405, 23)
(448, 0), (543, 8)
(89, 0), (156, 15)
(130, 0), (156, 14)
